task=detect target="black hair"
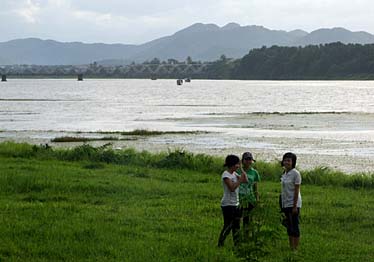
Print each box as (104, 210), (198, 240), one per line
(281, 152), (297, 168)
(223, 154), (240, 168)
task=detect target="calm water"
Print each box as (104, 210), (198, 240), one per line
(1, 79), (374, 172)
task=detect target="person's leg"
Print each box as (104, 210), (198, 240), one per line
(218, 206), (234, 247)
(242, 205), (252, 240)
(231, 206), (241, 246)
(242, 213), (249, 240)
(292, 237), (300, 250)
(291, 210), (300, 250)
(289, 236), (293, 249)
(284, 208), (294, 250)
(287, 208), (300, 250)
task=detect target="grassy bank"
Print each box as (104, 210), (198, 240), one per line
(0, 142), (373, 261)
(0, 142), (373, 189)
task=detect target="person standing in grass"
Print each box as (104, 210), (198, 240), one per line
(237, 152), (260, 240)
(218, 154), (248, 247)
(280, 152), (302, 251)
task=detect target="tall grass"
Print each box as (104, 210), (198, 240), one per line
(0, 142), (374, 261)
(236, 193), (283, 261)
(303, 166), (374, 189)
(0, 141), (373, 189)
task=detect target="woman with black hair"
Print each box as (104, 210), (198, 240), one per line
(217, 155), (247, 247)
(280, 152), (302, 251)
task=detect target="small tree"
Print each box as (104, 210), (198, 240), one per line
(186, 56), (193, 64)
(150, 57), (161, 64)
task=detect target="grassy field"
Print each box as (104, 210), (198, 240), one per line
(0, 142), (373, 261)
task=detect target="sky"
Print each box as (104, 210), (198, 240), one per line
(1, 0), (374, 44)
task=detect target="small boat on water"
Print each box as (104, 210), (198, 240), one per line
(184, 77), (191, 82)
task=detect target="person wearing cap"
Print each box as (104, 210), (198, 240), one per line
(237, 152), (260, 240)
(217, 154), (248, 247)
(280, 152), (302, 251)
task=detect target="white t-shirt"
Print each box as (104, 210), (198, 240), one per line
(281, 168), (302, 208)
(221, 170), (239, 207)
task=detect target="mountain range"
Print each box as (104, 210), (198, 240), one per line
(1, 23), (374, 65)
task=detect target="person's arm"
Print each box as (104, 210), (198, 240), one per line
(292, 184), (300, 214)
(223, 174), (246, 192)
(254, 171), (260, 201)
(254, 182), (259, 202)
(239, 165), (248, 183)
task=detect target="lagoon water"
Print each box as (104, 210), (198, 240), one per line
(1, 79), (374, 173)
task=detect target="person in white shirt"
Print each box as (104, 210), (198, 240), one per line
(280, 152), (302, 251)
(218, 154), (247, 247)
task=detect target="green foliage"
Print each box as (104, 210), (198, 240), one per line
(0, 154), (373, 261)
(155, 149), (222, 173)
(117, 129), (207, 136)
(51, 136), (119, 142)
(4, 42), (374, 79)
(303, 166), (374, 190)
(254, 160), (284, 181)
(0, 142), (374, 190)
(232, 42), (374, 80)
(0, 141), (37, 158)
(237, 194), (283, 261)
(0, 156), (237, 261)
(201, 55), (236, 79)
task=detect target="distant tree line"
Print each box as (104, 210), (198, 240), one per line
(231, 42), (374, 79)
(1, 42), (374, 80)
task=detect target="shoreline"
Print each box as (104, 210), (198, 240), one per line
(2, 79), (374, 174)
(2, 130), (374, 174)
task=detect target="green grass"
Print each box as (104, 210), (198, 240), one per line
(50, 129), (209, 142)
(0, 141), (373, 189)
(0, 142), (373, 261)
(51, 136), (121, 142)
(50, 136), (139, 142)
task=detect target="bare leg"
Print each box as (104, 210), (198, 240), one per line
(289, 236), (300, 251)
(293, 237), (300, 250)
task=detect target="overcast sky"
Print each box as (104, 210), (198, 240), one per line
(1, 0), (374, 44)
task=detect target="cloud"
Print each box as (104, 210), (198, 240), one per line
(1, 0), (374, 43)
(16, 0), (41, 23)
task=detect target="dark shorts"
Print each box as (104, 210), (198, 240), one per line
(282, 207), (300, 237)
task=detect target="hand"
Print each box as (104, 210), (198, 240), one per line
(292, 207), (298, 215)
(240, 164), (246, 174)
(240, 173), (248, 183)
